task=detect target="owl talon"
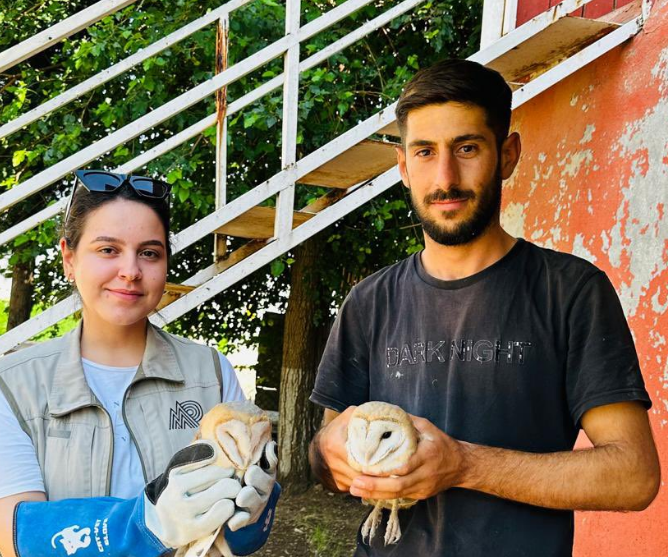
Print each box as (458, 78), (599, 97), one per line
(361, 502), (383, 543)
(383, 500), (401, 545)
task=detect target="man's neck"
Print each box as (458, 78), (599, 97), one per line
(79, 313), (148, 367)
(420, 223), (517, 281)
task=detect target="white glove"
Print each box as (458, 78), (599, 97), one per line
(227, 440), (278, 532)
(144, 440), (241, 548)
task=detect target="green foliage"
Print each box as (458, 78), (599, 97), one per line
(0, 299), (8, 334)
(1, 0), (481, 347)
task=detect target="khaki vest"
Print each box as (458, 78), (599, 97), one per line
(0, 322), (223, 500)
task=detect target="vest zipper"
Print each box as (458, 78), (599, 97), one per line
(72, 402), (114, 496)
(100, 405), (114, 496)
(122, 384), (148, 482)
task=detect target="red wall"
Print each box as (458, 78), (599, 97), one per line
(516, 0), (635, 26)
(502, 0), (668, 554)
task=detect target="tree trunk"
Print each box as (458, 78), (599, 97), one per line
(7, 256), (35, 331)
(278, 235), (329, 493)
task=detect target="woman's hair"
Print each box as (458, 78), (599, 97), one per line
(61, 182), (172, 260)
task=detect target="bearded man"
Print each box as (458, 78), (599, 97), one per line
(308, 59), (660, 556)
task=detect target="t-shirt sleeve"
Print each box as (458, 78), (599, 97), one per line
(0, 390), (45, 499)
(218, 352), (247, 403)
(310, 287), (370, 412)
(566, 271), (651, 427)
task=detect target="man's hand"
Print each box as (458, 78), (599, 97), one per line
(311, 406), (361, 492)
(349, 414), (466, 501)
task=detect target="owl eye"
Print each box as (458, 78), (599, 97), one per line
(381, 431), (392, 440)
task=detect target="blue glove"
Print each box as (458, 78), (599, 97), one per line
(225, 482), (281, 556)
(14, 441), (241, 556)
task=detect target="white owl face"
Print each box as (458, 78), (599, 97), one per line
(347, 416), (415, 475)
(214, 418), (272, 478)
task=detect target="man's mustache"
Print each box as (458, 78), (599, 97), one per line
(424, 188), (475, 204)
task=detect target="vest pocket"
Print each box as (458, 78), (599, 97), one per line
(44, 422), (97, 500)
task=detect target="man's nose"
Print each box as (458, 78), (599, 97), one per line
(434, 152), (460, 189)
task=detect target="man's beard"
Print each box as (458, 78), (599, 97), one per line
(408, 167), (502, 247)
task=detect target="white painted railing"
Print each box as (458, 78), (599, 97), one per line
(0, 0), (644, 354)
(0, 0), (138, 73)
(0, 0), (427, 352)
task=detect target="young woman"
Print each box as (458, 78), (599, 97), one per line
(0, 170), (279, 557)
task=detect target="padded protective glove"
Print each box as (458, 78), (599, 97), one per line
(227, 440), (278, 531)
(144, 441), (240, 547)
(14, 441), (241, 557)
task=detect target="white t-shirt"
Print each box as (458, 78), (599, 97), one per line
(0, 351), (245, 500)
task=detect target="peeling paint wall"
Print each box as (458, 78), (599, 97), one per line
(501, 1), (668, 553)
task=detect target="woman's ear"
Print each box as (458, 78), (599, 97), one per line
(60, 236), (75, 283)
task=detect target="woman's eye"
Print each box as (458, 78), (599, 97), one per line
(141, 250), (159, 259)
(99, 247), (115, 254)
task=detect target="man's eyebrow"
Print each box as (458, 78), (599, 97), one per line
(407, 139), (436, 149)
(453, 134), (487, 143)
(407, 134), (488, 149)
(90, 236), (165, 248)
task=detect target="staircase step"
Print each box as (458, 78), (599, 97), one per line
(215, 206), (314, 239)
(157, 283), (195, 311)
(487, 16), (619, 84)
(164, 283), (195, 294)
(298, 139), (398, 189)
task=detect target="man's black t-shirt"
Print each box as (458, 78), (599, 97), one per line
(310, 239), (651, 557)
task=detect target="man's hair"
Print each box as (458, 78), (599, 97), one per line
(395, 59), (512, 148)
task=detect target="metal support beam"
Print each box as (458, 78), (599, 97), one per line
(273, 0), (301, 245)
(0, 0), (137, 73)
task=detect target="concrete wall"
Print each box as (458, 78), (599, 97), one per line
(501, 1), (668, 553)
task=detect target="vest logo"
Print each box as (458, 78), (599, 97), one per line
(51, 525), (91, 555)
(170, 400), (204, 429)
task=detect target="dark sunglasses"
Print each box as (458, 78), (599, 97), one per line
(65, 170), (171, 223)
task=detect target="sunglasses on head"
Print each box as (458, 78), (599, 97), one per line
(64, 170), (171, 223)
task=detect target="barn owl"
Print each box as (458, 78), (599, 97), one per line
(177, 401), (274, 557)
(347, 401), (419, 545)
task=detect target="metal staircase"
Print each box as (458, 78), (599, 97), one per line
(0, 0), (645, 354)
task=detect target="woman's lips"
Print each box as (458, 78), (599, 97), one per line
(108, 289), (144, 301)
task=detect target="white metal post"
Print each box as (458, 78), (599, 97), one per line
(480, 0), (507, 49)
(273, 0), (301, 244)
(502, 0), (518, 36)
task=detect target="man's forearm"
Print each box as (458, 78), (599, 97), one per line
(457, 441), (659, 511)
(309, 429), (345, 493)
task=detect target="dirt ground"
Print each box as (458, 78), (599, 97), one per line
(255, 485), (369, 557)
